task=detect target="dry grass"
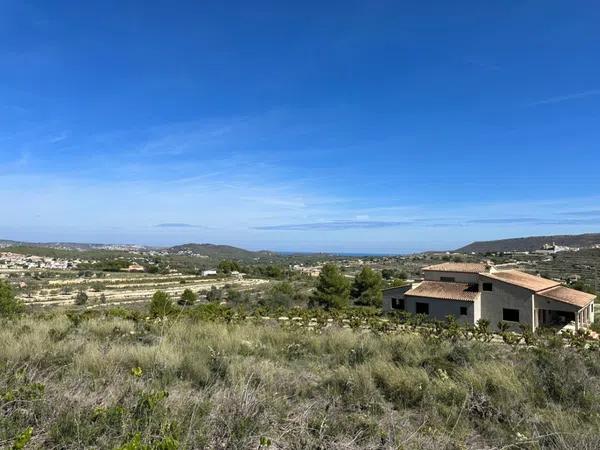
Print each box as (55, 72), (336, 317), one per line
(1, 312), (600, 449)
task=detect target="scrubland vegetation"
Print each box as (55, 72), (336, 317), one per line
(2, 299), (600, 449)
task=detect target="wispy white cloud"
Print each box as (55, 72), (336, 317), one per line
(155, 223), (206, 229)
(558, 209), (600, 217)
(240, 196), (307, 209)
(0, 104), (28, 115)
(255, 214), (600, 231)
(467, 217), (600, 225)
(463, 57), (500, 71)
(47, 131), (70, 143)
(255, 220), (416, 231)
(468, 218), (540, 224)
(527, 89), (600, 106)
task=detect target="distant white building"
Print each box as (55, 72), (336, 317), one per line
(124, 262), (145, 272)
(202, 269), (217, 277)
(291, 264), (322, 277)
(534, 242), (579, 255)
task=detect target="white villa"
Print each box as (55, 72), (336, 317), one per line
(383, 262), (596, 331)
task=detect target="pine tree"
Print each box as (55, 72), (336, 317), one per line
(150, 290), (174, 317)
(310, 263), (350, 309)
(351, 267), (383, 307)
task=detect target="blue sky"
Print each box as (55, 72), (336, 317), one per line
(1, 1), (600, 253)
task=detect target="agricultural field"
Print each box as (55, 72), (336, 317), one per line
(14, 272), (270, 308)
(535, 249), (600, 290)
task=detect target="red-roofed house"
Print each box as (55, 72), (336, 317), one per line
(383, 262), (596, 331)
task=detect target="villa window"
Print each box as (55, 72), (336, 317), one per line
(440, 276), (455, 282)
(416, 302), (429, 315)
(460, 306), (468, 316)
(503, 308), (520, 322)
(483, 282), (493, 291)
(391, 298), (405, 310)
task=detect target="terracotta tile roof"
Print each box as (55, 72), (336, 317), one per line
(422, 262), (489, 273)
(480, 270), (560, 292)
(405, 281), (480, 302)
(536, 286), (596, 308)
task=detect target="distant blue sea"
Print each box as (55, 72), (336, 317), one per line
(276, 251), (404, 257)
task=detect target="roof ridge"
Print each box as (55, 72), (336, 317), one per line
(536, 285), (561, 295)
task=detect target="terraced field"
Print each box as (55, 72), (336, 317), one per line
(15, 272), (269, 307)
(536, 248), (600, 286)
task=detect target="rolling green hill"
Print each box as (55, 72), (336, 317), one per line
(165, 243), (276, 260)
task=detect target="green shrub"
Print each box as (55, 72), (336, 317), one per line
(178, 288), (197, 306)
(0, 280), (24, 318)
(74, 290), (89, 305)
(149, 291), (175, 317)
(530, 347), (600, 409)
(261, 282), (295, 309)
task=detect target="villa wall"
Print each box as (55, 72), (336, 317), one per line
(402, 295), (478, 325)
(382, 285), (412, 312)
(480, 280), (533, 331)
(534, 295), (581, 314)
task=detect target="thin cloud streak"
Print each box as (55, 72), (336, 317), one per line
(257, 215), (600, 231)
(255, 220), (415, 231)
(558, 210), (600, 217)
(527, 89), (600, 106)
(468, 217), (600, 226)
(155, 223), (205, 229)
(468, 218), (541, 224)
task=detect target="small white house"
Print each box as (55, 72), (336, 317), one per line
(201, 269), (217, 277)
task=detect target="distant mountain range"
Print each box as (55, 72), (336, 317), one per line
(7, 233), (599, 258)
(456, 232), (600, 254)
(0, 239), (277, 260)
